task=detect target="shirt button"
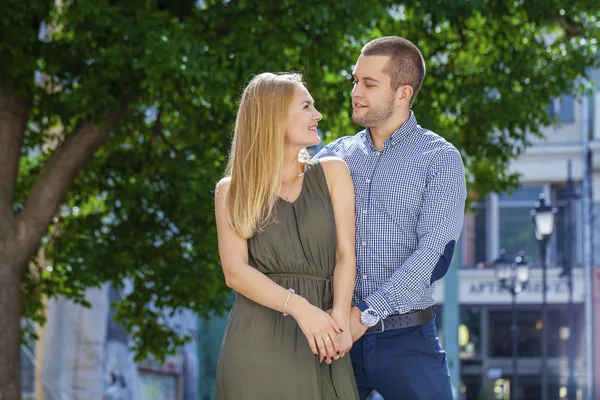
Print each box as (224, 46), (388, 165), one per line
(366, 178), (370, 183)
(375, 151), (381, 156)
(361, 241), (366, 246)
(362, 210), (367, 214)
(362, 274), (368, 279)
(391, 142), (396, 146)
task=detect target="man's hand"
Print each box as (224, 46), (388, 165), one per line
(349, 306), (368, 342)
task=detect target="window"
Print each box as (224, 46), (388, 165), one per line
(547, 305), (583, 358)
(460, 307), (482, 359)
(489, 308), (582, 358)
(464, 184), (581, 270)
(499, 187), (544, 267)
(474, 201), (487, 265)
(460, 374), (483, 400)
(547, 98), (559, 119)
(554, 184), (580, 268)
(548, 95), (575, 124)
(432, 306), (481, 359)
(489, 309), (542, 357)
(463, 199), (487, 268)
(501, 374), (567, 400)
(558, 95), (575, 123)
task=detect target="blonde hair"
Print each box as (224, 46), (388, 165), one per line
(224, 72), (304, 239)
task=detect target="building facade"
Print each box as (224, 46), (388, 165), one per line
(21, 283), (200, 400)
(435, 268), (587, 399)
(451, 70), (600, 400)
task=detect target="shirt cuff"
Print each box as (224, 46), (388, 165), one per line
(364, 291), (395, 320)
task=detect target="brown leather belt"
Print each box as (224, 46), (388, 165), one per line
(365, 306), (435, 334)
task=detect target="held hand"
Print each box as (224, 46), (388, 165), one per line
(349, 306), (368, 342)
(330, 309), (353, 358)
(288, 295), (343, 364)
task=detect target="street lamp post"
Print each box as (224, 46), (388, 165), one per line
(495, 249), (531, 400)
(559, 161), (578, 400)
(559, 238), (577, 400)
(531, 193), (557, 400)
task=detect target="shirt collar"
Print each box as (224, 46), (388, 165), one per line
(363, 111), (418, 150)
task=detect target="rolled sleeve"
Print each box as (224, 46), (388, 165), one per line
(365, 147), (467, 317)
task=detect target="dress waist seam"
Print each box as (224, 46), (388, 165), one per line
(265, 273), (332, 282)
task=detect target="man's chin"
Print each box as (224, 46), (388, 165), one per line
(351, 115), (369, 128)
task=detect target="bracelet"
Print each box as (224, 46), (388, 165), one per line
(282, 288), (295, 316)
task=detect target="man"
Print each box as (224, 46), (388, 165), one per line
(314, 36), (466, 399)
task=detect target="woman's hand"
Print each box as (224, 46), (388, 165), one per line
(288, 295), (343, 364)
(330, 309), (353, 359)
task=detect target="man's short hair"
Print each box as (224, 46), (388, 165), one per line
(361, 36), (426, 106)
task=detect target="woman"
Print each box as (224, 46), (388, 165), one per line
(214, 72), (358, 399)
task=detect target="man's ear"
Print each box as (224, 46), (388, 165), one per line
(396, 85), (413, 106)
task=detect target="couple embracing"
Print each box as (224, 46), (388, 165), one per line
(214, 36), (467, 400)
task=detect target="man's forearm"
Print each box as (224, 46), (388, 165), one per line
(364, 245), (441, 318)
(349, 306), (368, 342)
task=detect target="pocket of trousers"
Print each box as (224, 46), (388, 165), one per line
(417, 321), (446, 365)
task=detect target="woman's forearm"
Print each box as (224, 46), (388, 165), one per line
(224, 263), (308, 317)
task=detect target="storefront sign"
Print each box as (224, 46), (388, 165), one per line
(435, 267), (584, 305)
(137, 354), (183, 400)
(139, 371), (178, 400)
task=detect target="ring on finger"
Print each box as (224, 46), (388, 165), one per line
(323, 335), (331, 342)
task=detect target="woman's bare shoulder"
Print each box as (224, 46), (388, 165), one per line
(215, 177), (231, 198)
(317, 156), (350, 178)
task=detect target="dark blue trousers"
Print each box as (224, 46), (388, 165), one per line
(350, 319), (453, 400)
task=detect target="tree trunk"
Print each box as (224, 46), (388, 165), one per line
(0, 251), (23, 400)
(0, 78), (127, 400)
(0, 78), (28, 400)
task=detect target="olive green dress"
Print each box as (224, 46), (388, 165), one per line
(215, 159), (359, 400)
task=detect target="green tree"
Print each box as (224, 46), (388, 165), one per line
(0, 1), (598, 398)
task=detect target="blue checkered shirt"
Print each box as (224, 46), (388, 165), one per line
(313, 112), (466, 319)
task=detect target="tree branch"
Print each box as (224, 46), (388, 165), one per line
(150, 104), (177, 153)
(150, 103), (164, 144)
(215, 28), (230, 41)
(0, 79), (29, 236)
(554, 14), (584, 40)
(15, 100), (129, 268)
